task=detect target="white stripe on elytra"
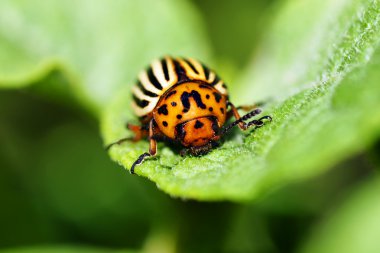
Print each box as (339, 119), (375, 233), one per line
(138, 70), (162, 94)
(188, 58), (205, 78)
(208, 72), (216, 83)
(132, 86), (158, 102)
(166, 57), (178, 86)
(214, 80), (227, 94)
(132, 100), (158, 117)
(152, 59), (169, 89)
(177, 58), (201, 80)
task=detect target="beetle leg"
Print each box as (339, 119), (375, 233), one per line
(246, 115), (273, 128)
(236, 104), (258, 112)
(130, 119), (157, 174)
(221, 101), (271, 135)
(126, 123), (149, 141)
(105, 123), (148, 151)
(226, 105), (255, 119)
(226, 101), (267, 120)
(227, 101), (259, 130)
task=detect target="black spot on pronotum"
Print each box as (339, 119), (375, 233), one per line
(220, 108), (225, 114)
(133, 95), (149, 108)
(165, 90), (177, 100)
(161, 58), (170, 81)
(171, 102), (177, 107)
(147, 67), (163, 90)
(183, 108), (189, 113)
(157, 104), (168, 115)
(213, 92), (222, 103)
(206, 94), (210, 99)
(176, 114), (182, 119)
(162, 121), (168, 127)
(180, 92), (190, 109)
(180, 90), (207, 110)
(208, 107), (213, 112)
(194, 120), (204, 129)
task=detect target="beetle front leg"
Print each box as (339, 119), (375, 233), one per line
(221, 101), (272, 135)
(226, 102), (264, 121)
(226, 101), (257, 130)
(130, 119), (157, 174)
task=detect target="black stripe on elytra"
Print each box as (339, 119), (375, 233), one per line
(213, 92), (222, 103)
(199, 84), (212, 89)
(136, 81), (159, 97)
(180, 90), (207, 110)
(157, 104), (168, 115)
(194, 120), (204, 129)
(183, 58), (199, 74)
(161, 58), (170, 81)
(147, 67), (163, 90)
(202, 64), (210, 79)
(133, 94), (149, 108)
(173, 59), (189, 81)
(165, 90), (177, 100)
(211, 74), (221, 86)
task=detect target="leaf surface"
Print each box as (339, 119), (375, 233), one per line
(0, 246), (133, 253)
(0, 0), (210, 114)
(103, 0), (380, 201)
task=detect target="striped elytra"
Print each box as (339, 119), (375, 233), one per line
(131, 56), (228, 117)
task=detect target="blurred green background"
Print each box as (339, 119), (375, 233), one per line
(1, 0), (380, 252)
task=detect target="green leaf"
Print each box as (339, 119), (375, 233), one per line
(299, 177), (380, 253)
(0, 246), (134, 253)
(0, 0), (210, 114)
(102, 0), (380, 201)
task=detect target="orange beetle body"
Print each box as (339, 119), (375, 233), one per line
(107, 57), (271, 173)
(153, 81), (227, 148)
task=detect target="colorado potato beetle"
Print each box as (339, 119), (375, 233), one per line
(107, 57), (271, 173)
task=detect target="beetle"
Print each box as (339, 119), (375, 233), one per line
(106, 56), (271, 174)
